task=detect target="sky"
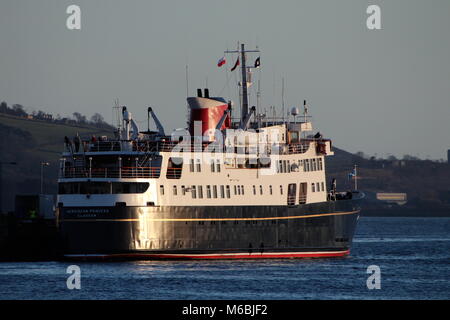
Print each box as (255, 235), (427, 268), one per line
(0, 0), (449, 160)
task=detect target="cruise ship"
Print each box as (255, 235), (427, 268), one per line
(57, 44), (363, 260)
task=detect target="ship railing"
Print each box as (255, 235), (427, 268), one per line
(286, 143), (310, 155)
(287, 195), (297, 205)
(166, 167), (183, 179)
(88, 141), (122, 152)
(60, 166), (161, 179)
(71, 139), (317, 156)
(299, 195), (307, 204)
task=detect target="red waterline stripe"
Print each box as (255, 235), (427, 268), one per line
(65, 250), (350, 260)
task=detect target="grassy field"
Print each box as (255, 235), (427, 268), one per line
(0, 113), (115, 212)
(0, 113), (113, 160)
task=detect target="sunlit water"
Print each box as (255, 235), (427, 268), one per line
(0, 217), (449, 299)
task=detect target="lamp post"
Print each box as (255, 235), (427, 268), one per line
(0, 161), (17, 214)
(40, 162), (50, 194)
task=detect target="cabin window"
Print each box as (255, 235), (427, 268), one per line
(319, 158), (323, 171)
(58, 182), (150, 194)
(280, 185), (283, 195)
(241, 185), (245, 195)
(167, 157), (183, 179)
(216, 160), (221, 172)
(234, 185), (237, 195)
(277, 160), (282, 173)
(206, 185), (211, 198)
(260, 185), (263, 195)
(198, 185), (203, 199)
(213, 185), (218, 198)
(160, 185), (164, 195)
(226, 185), (231, 198)
(316, 182), (320, 192)
(312, 183), (315, 192)
(182, 185), (186, 196)
(173, 185), (177, 196)
(287, 161), (291, 173)
(190, 159), (195, 172)
(210, 160), (215, 173)
(220, 185), (225, 198)
(270, 185), (273, 195)
(321, 182), (325, 192)
(191, 185), (197, 199)
(253, 185), (256, 195)
(196, 159), (201, 172)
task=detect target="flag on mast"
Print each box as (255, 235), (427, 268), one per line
(231, 58), (240, 71)
(254, 57), (261, 68)
(217, 56), (226, 67)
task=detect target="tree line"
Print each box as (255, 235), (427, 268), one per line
(0, 101), (115, 130)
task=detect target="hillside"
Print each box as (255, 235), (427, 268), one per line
(0, 113), (113, 212)
(326, 148), (450, 212)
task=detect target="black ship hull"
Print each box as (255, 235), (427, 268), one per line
(59, 197), (361, 260)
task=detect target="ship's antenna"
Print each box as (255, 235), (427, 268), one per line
(257, 79), (261, 127)
(113, 98), (121, 131)
(303, 99), (308, 123)
(282, 77), (285, 124)
(185, 65), (189, 98)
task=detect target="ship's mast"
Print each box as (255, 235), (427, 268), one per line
(225, 43), (259, 128)
(240, 44), (249, 124)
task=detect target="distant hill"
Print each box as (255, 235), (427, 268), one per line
(0, 113), (113, 212)
(326, 147), (450, 212)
